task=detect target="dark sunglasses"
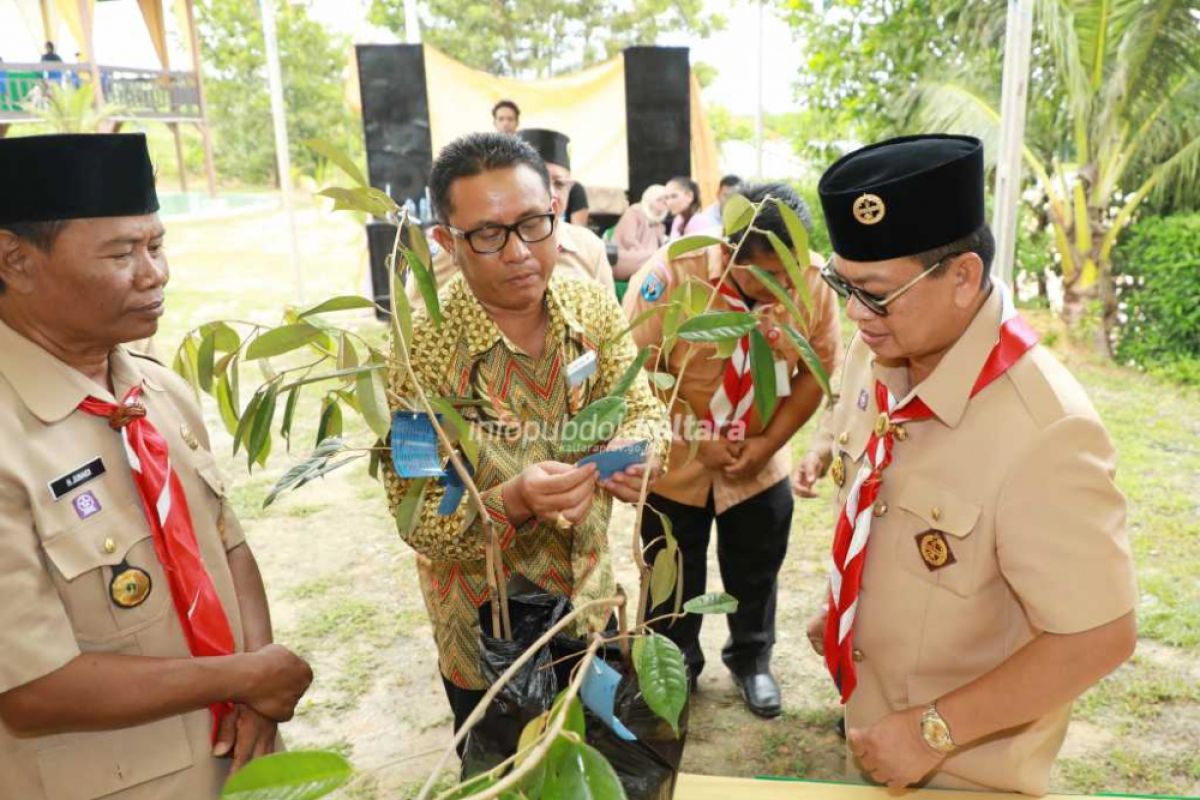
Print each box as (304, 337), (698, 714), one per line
(819, 254), (960, 316)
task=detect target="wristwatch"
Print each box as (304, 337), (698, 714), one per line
(920, 703), (957, 754)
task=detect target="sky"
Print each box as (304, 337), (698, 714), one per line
(0, 0), (807, 120)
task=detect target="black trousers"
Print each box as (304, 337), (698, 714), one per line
(640, 477), (794, 679)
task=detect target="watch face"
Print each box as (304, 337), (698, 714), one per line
(922, 717), (953, 751)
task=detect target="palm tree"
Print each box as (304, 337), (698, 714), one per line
(29, 82), (125, 134)
(911, 0), (1200, 350)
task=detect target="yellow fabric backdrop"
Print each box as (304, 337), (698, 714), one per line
(137, 0), (169, 68)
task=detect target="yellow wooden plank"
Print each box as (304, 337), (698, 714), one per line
(675, 774), (1091, 800)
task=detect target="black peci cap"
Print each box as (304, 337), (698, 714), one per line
(517, 128), (570, 170)
(818, 134), (984, 262)
(0, 133), (159, 225)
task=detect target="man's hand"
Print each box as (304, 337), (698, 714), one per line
(722, 435), (776, 480)
(792, 450), (827, 498)
(597, 440), (661, 503)
(214, 703), (278, 776)
(847, 706), (945, 789)
(508, 461), (598, 526)
(239, 644), (312, 722)
(805, 609), (827, 656)
(694, 437), (740, 470)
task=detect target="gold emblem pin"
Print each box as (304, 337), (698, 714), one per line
(180, 423), (200, 450)
(892, 424), (908, 442)
(915, 530), (956, 571)
(110, 565), (152, 608)
(830, 457), (846, 487)
(874, 412), (890, 437)
(852, 193), (886, 226)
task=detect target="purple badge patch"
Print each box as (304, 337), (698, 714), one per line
(73, 490), (102, 520)
(857, 389), (870, 410)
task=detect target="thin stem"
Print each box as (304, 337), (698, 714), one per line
(414, 596), (624, 800)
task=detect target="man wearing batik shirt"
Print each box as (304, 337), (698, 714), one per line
(622, 183), (841, 718)
(381, 133), (670, 732)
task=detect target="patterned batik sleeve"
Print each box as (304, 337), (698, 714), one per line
(593, 290), (672, 465)
(380, 340), (515, 564)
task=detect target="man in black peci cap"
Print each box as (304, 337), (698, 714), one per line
(0, 134), (312, 798)
(794, 134), (1137, 794)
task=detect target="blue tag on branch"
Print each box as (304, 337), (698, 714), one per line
(566, 350), (598, 388)
(576, 440), (650, 480)
(390, 411), (446, 478)
(580, 657), (638, 741)
(437, 459), (474, 516)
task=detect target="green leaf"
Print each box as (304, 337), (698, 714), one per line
(649, 548), (677, 610)
(748, 265), (806, 327)
(247, 384), (278, 471)
(668, 234), (726, 261)
(233, 389), (263, 456)
(632, 633), (688, 736)
(543, 739), (626, 800)
(677, 311), (757, 342)
(748, 328), (777, 423)
(404, 217), (432, 276)
(611, 347), (650, 398)
(678, 277), (714, 318)
(782, 325), (832, 398)
(299, 295), (376, 318)
(683, 591), (739, 615)
(394, 477), (430, 537)
(210, 322), (240, 353)
(316, 397), (343, 446)
(245, 324), (325, 361)
(722, 193), (755, 236)
(766, 228), (812, 315)
(775, 196), (810, 266)
(401, 244), (442, 326)
(367, 438), (385, 480)
(649, 371), (675, 390)
(429, 398), (480, 467)
(215, 372), (240, 436)
(178, 332), (201, 393)
(280, 385), (300, 449)
(317, 186), (393, 217)
(197, 329), (216, 393)
(390, 252), (415, 347)
(550, 691), (587, 740)
(356, 357), (392, 441)
(220, 750), (351, 800)
(560, 396), (628, 453)
(516, 711), (549, 766)
(304, 137), (368, 187)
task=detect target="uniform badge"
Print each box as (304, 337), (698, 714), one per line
(48, 457), (106, 500)
(915, 530), (956, 571)
(72, 490), (102, 520)
(874, 412), (890, 437)
(857, 389), (869, 410)
(830, 456), (846, 487)
(852, 193), (886, 226)
(640, 271), (666, 302)
(110, 563), (153, 608)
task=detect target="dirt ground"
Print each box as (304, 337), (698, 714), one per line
(158, 206), (1200, 799)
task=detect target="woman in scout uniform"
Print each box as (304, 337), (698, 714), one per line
(795, 134), (1137, 794)
(622, 183), (842, 717)
(0, 134), (312, 799)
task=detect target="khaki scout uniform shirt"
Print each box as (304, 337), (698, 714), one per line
(622, 244), (841, 512)
(0, 319), (248, 800)
(817, 289), (1137, 795)
(411, 220), (615, 306)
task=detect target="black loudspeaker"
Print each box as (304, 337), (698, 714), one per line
(624, 47), (691, 203)
(366, 221), (398, 320)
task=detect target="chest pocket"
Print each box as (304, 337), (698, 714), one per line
(893, 475), (983, 598)
(40, 500), (170, 646)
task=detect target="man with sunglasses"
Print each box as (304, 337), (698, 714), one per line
(410, 128), (613, 305)
(796, 134), (1136, 794)
(380, 132), (670, 733)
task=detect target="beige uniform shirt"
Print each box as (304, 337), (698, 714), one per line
(820, 289), (1137, 795)
(623, 244), (841, 512)
(410, 220), (615, 305)
(0, 319), (248, 800)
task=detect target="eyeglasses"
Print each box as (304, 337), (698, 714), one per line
(445, 212), (556, 255)
(820, 254), (960, 317)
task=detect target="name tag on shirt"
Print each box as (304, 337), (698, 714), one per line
(775, 359), (792, 397)
(48, 457), (106, 501)
(566, 350), (598, 388)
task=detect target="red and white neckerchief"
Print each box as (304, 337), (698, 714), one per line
(705, 280), (756, 430)
(78, 385), (236, 739)
(824, 288), (1039, 703)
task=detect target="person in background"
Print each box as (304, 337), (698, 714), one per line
(701, 174), (743, 229)
(491, 99), (520, 134)
(40, 42), (62, 85)
(565, 180), (589, 227)
(665, 176), (709, 240)
(612, 184), (667, 281)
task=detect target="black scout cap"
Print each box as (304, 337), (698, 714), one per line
(517, 128), (570, 170)
(0, 133), (159, 225)
(818, 134), (984, 262)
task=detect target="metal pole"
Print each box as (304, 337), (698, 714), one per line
(753, 0), (764, 180)
(259, 0), (304, 303)
(992, 0), (1034, 288)
(404, 0), (422, 43)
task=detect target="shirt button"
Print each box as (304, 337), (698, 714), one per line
(838, 431), (850, 445)
(102, 537), (117, 554)
(853, 648), (865, 662)
(931, 506), (943, 522)
(873, 502), (888, 518)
